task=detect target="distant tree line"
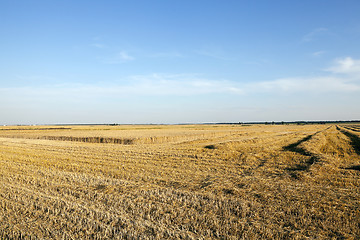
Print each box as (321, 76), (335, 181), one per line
(238, 120), (360, 125)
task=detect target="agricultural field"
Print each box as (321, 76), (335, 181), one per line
(0, 124), (359, 239)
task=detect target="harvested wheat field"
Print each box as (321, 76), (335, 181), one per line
(0, 124), (359, 239)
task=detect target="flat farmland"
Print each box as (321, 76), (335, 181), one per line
(0, 124), (359, 239)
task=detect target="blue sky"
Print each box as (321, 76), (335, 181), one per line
(1, 0), (360, 124)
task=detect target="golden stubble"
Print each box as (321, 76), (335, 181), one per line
(0, 124), (359, 239)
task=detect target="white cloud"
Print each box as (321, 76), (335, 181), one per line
(250, 57), (360, 93)
(0, 74), (244, 101)
(326, 57), (360, 74)
(2, 57), (360, 105)
(124, 74), (244, 95)
(250, 76), (360, 93)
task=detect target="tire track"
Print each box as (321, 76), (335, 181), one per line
(282, 127), (333, 176)
(337, 125), (360, 171)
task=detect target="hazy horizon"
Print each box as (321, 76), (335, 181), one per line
(1, 1), (360, 125)
(2, 119), (360, 127)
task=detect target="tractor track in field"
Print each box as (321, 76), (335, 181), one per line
(282, 128), (330, 174)
(282, 125), (360, 176)
(337, 126), (360, 171)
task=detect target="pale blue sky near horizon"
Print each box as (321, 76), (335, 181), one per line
(1, 0), (360, 124)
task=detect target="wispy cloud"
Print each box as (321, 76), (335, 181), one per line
(302, 28), (328, 42)
(90, 43), (107, 49)
(92, 36), (105, 41)
(244, 59), (269, 66)
(14, 75), (55, 82)
(195, 46), (232, 60)
(118, 51), (135, 61)
(150, 51), (184, 58)
(0, 74), (243, 101)
(124, 74), (243, 95)
(312, 51), (326, 57)
(249, 76), (360, 93)
(101, 51), (135, 64)
(89, 38), (134, 63)
(2, 57), (360, 103)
